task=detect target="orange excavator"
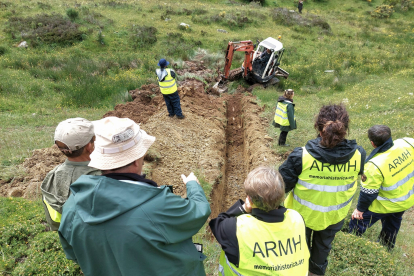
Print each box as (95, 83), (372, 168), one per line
(214, 37), (289, 93)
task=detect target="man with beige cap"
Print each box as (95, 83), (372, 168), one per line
(41, 117), (100, 231)
(58, 116), (211, 276)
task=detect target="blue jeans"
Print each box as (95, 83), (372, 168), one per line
(163, 91), (183, 117)
(348, 210), (405, 250)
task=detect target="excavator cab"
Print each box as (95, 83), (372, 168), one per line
(251, 37), (288, 84)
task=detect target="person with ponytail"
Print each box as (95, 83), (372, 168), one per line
(278, 104), (366, 276)
(272, 89), (296, 146)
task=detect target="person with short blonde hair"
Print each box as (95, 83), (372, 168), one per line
(210, 166), (309, 276)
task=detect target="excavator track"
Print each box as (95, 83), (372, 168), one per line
(228, 68), (243, 81)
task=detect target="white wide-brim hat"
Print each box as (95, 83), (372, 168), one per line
(89, 117), (155, 170)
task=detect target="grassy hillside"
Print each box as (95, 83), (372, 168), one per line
(1, 0), (414, 275)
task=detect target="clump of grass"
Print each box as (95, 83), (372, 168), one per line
(192, 11), (252, 29)
(0, 45), (7, 56)
(163, 32), (201, 60)
(371, 5), (394, 18)
(271, 7), (331, 32)
(37, 2), (51, 10)
(66, 8), (79, 21)
(5, 13), (84, 47)
(130, 25), (157, 49)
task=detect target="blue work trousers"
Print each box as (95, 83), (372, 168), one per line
(348, 210), (405, 250)
(163, 91), (183, 117)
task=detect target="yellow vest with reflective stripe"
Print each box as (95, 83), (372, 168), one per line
(218, 209), (309, 276)
(367, 138), (414, 213)
(43, 197), (62, 223)
(274, 101), (290, 126)
(158, 68), (177, 95)
(285, 147), (361, 231)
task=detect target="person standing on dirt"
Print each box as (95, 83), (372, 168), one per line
(279, 104), (366, 276)
(41, 118), (100, 231)
(209, 166), (310, 275)
(58, 117), (210, 276)
(272, 89), (296, 146)
(156, 58), (185, 119)
(298, 0), (304, 14)
(349, 125), (414, 250)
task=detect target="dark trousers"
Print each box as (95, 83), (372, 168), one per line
(348, 210), (404, 250)
(278, 131), (288, 145)
(163, 91), (183, 116)
(306, 219), (344, 275)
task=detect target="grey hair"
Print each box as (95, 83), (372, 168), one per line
(244, 166), (285, 212)
(368, 125), (391, 147)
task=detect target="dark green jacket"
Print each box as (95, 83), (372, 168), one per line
(272, 96), (297, 132)
(59, 175), (211, 276)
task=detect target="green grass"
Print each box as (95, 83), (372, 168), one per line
(0, 0), (414, 274)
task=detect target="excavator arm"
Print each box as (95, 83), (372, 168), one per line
(222, 41), (255, 80)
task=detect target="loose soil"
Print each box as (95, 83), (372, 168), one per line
(0, 59), (280, 218)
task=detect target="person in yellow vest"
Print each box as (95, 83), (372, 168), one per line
(156, 58), (184, 119)
(349, 125), (414, 250)
(279, 104), (366, 276)
(272, 89), (296, 146)
(40, 118), (100, 231)
(209, 166), (310, 276)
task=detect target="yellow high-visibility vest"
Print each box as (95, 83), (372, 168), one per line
(285, 147), (361, 231)
(218, 209), (309, 276)
(43, 197), (62, 223)
(366, 138), (414, 214)
(274, 101), (290, 126)
(157, 68), (177, 95)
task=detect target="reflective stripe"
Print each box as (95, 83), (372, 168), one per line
(298, 179), (355, 193)
(159, 80), (177, 89)
(276, 106), (287, 114)
(275, 113), (288, 120)
(381, 170), (414, 191)
(162, 78), (174, 83)
(219, 264), (225, 276)
(378, 183), (414, 202)
(224, 254), (244, 276)
(293, 192), (354, 212)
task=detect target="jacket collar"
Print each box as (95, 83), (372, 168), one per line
(365, 137), (394, 163)
(103, 173), (158, 187)
(251, 206), (287, 223)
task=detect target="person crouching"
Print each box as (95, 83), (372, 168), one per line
(209, 167), (309, 276)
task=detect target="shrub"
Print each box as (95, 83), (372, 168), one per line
(37, 2), (51, 10)
(383, 0), (398, 5)
(66, 8), (79, 21)
(272, 8), (331, 32)
(0, 45), (7, 55)
(163, 32), (201, 60)
(130, 25), (157, 49)
(400, 0), (413, 11)
(5, 13), (85, 47)
(327, 231), (398, 275)
(371, 5), (394, 18)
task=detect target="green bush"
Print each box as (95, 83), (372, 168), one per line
(130, 25), (157, 49)
(371, 5), (394, 18)
(66, 8), (79, 21)
(0, 46), (7, 55)
(327, 231), (398, 275)
(5, 13), (85, 47)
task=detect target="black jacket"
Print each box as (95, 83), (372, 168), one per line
(279, 137), (366, 193)
(209, 200), (287, 267)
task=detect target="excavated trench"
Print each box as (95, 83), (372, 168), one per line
(210, 94), (247, 218)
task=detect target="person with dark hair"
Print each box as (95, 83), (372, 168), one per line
(279, 104), (366, 276)
(273, 89), (296, 146)
(298, 0), (304, 14)
(59, 117), (210, 276)
(156, 58), (184, 119)
(210, 167), (309, 276)
(349, 125), (414, 250)
(41, 118), (100, 231)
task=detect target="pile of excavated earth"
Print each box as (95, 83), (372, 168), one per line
(0, 60), (280, 216)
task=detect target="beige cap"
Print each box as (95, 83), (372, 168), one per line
(54, 118), (95, 151)
(89, 117), (156, 170)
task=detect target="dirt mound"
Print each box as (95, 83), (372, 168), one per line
(0, 146), (65, 198)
